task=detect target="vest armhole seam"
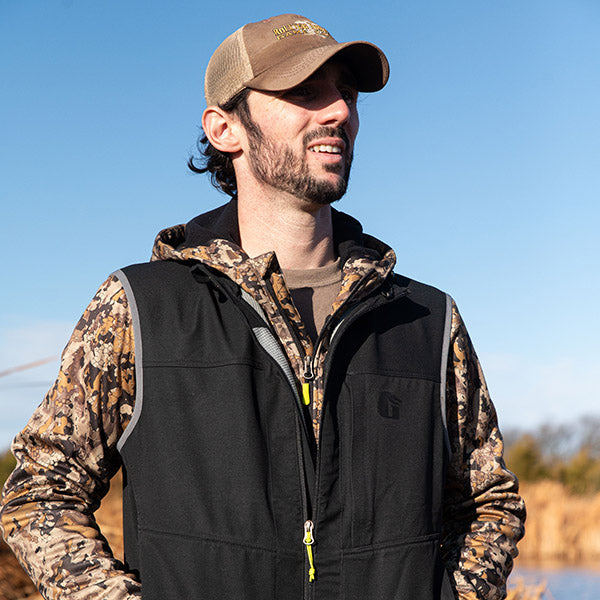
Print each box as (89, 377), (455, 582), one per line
(113, 269), (144, 454)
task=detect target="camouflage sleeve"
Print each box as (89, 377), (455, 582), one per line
(0, 275), (142, 599)
(441, 300), (526, 600)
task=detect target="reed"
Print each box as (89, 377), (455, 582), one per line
(517, 480), (600, 563)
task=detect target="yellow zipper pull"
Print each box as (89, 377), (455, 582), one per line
(301, 383), (311, 406)
(302, 356), (314, 406)
(303, 520), (316, 582)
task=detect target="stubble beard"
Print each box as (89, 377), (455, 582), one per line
(244, 119), (353, 205)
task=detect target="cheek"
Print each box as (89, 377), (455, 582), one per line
(348, 112), (360, 145)
(262, 111), (307, 144)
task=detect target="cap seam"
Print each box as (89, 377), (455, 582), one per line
(238, 25), (254, 81)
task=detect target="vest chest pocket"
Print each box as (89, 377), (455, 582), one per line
(338, 373), (446, 549)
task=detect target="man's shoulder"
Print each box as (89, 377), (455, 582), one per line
(113, 260), (197, 298)
(391, 271), (449, 303)
(117, 259), (189, 276)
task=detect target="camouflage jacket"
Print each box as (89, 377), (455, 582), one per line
(0, 203), (525, 599)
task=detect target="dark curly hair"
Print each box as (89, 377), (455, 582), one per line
(187, 88), (252, 197)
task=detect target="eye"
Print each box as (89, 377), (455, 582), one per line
(282, 84), (316, 101)
(340, 86), (358, 106)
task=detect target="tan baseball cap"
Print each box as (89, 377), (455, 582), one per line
(205, 14), (390, 107)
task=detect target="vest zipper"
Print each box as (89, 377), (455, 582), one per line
(244, 272), (402, 593)
(297, 270), (391, 591)
(239, 288), (317, 589)
(300, 277), (406, 594)
(294, 413), (316, 593)
(264, 277), (316, 413)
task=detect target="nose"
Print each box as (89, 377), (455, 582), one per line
(316, 89), (352, 127)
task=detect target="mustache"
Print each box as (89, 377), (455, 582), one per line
(303, 127), (350, 150)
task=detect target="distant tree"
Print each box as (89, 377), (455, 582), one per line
(556, 447), (600, 495)
(576, 415), (600, 459)
(504, 415), (600, 494)
(505, 434), (550, 482)
(536, 421), (577, 459)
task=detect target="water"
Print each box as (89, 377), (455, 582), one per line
(511, 565), (600, 600)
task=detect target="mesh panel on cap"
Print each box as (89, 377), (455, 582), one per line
(204, 28), (254, 106)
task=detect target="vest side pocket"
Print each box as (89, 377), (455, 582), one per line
(340, 535), (447, 600)
(137, 528), (277, 600)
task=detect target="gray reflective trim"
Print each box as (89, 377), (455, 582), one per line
(113, 269), (144, 453)
(241, 289), (268, 324)
(252, 326), (298, 397)
(330, 319), (344, 344)
(240, 290), (300, 401)
(440, 293), (453, 457)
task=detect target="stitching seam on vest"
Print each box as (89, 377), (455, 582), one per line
(137, 526), (283, 554)
(342, 532), (441, 554)
(143, 359), (265, 369)
(345, 370), (441, 382)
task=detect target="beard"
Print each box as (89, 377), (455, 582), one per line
(243, 118), (353, 205)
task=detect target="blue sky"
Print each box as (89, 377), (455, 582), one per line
(1, 0), (599, 448)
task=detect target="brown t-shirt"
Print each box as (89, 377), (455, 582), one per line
(282, 258), (343, 344)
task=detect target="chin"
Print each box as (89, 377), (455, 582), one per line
(304, 181), (347, 205)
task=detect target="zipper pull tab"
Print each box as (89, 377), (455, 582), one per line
(302, 356), (314, 406)
(303, 520), (316, 582)
(303, 356), (314, 381)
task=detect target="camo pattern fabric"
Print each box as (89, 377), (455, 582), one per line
(0, 223), (524, 599)
(442, 301), (526, 599)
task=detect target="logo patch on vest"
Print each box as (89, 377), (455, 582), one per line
(377, 392), (402, 420)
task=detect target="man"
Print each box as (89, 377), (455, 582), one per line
(1, 14), (525, 600)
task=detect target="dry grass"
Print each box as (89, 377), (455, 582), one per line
(518, 480), (600, 563)
(94, 470), (124, 562)
(0, 473), (123, 600)
(0, 541), (41, 600)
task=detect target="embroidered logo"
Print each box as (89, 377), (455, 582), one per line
(377, 392), (402, 420)
(272, 20), (332, 41)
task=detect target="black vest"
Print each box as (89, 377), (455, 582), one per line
(115, 260), (455, 600)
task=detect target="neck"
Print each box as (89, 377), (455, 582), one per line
(237, 189), (336, 270)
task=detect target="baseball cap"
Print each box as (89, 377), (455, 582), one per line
(204, 14), (389, 107)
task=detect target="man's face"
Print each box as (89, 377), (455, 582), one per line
(240, 61), (360, 205)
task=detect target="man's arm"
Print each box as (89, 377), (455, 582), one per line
(441, 300), (526, 600)
(0, 276), (142, 599)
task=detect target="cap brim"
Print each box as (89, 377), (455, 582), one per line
(244, 40), (389, 94)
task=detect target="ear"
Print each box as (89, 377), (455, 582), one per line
(202, 107), (242, 153)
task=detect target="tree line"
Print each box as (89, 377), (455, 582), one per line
(504, 414), (600, 494)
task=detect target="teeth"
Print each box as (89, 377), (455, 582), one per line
(309, 144), (342, 154)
